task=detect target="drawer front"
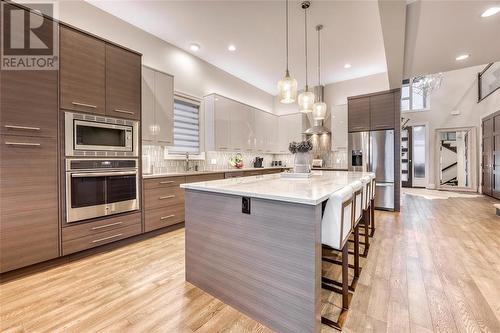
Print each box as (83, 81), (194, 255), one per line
(186, 173), (224, 183)
(225, 172), (244, 179)
(244, 170), (264, 177)
(62, 212), (141, 241)
(145, 187), (184, 210)
(144, 176), (185, 190)
(262, 169), (282, 174)
(144, 204), (184, 232)
(62, 223), (141, 255)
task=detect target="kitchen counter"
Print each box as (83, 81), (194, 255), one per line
(142, 166), (289, 178)
(182, 170), (371, 333)
(181, 170), (371, 205)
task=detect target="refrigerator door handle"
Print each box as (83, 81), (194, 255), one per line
(368, 134), (373, 172)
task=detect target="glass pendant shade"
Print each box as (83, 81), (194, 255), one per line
(312, 101), (327, 120)
(298, 90), (315, 113)
(277, 71), (298, 104)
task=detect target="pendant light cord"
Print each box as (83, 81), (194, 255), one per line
(317, 27), (321, 87)
(285, 0), (289, 73)
(304, 5), (308, 90)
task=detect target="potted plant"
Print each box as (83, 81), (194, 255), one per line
(288, 140), (313, 173)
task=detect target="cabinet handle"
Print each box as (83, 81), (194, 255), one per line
(374, 125), (390, 129)
(72, 101), (97, 109)
(159, 180), (175, 184)
(5, 142), (41, 147)
(91, 233), (123, 243)
(160, 214), (175, 220)
(91, 222), (123, 230)
(4, 125), (40, 131)
(159, 195), (175, 200)
(352, 126), (364, 130)
(114, 109), (134, 115)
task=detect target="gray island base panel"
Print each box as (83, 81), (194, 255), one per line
(184, 190), (323, 333)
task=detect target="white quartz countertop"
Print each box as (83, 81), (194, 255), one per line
(143, 166), (290, 178)
(181, 170), (373, 205)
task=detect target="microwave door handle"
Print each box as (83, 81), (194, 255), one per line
(71, 171), (137, 178)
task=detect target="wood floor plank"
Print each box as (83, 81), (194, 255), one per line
(1, 190), (500, 332)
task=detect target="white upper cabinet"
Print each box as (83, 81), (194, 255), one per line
(204, 94), (302, 154)
(141, 66), (174, 146)
(214, 95), (231, 151)
(155, 71), (174, 145)
(142, 66), (155, 143)
(331, 104), (348, 150)
(277, 113), (303, 153)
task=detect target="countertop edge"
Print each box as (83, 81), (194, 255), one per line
(143, 167), (291, 179)
(181, 183), (322, 206)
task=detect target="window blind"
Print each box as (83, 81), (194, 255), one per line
(169, 98), (200, 154)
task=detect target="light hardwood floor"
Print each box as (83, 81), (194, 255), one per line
(1, 192), (500, 332)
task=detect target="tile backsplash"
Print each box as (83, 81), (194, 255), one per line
(142, 145), (348, 174)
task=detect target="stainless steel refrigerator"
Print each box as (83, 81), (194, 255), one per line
(348, 130), (395, 210)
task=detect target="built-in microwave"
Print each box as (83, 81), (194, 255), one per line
(65, 112), (139, 157)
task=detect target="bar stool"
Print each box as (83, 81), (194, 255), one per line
(369, 173), (376, 237)
(321, 185), (354, 330)
(325, 181), (363, 292)
(349, 175), (371, 258)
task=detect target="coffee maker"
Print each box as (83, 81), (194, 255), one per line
(253, 157), (264, 168)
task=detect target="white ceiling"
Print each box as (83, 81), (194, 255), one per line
(87, 0), (388, 95)
(404, 0), (500, 77)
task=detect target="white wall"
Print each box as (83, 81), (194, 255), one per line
(405, 64), (500, 191)
(50, 0), (274, 112)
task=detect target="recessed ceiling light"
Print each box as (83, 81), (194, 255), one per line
(189, 43), (200, 52)
(481, 6), (500, 17)
(344, 63), (352, 69)
(228, 45), (236, 52)
(455, 54), (470, 61)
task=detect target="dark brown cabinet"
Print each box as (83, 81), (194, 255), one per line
(60, 26), (106, 114)
(0, 136), (59, 273)
(1, 70), (58, 138)
(348, 89), (399, 133)
(106, 44), (141, 120)
(370, 92), (396, 130)
(348, 97), (370, 132)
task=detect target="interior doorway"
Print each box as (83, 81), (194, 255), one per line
(401, 125), (426, 188)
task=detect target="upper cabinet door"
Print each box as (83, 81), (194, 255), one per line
(331, 104), (348, 150)
(60, 26), (105, 114)
(229, 102), (245, 151)
(106, 44), (141, 120)
(155, 72), (174, 145)
(214, 96), (231, 151)
(141, 66), (155, 143)
(370, 92), (395, 130)
(348, 97), (370, 132)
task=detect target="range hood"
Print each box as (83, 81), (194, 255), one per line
(303, 85), (330, 135)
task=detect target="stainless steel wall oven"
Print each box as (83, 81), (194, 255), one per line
(65, 159), (140, 223)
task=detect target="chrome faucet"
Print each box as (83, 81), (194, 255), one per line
(184, 152), (190, 171)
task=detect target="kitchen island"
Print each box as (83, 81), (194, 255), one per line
(181, 171), (369, 333)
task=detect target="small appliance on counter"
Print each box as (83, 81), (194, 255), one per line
(271, 160), (283, 167)
(253, 157), (264, 168)
(312, 159), (323, 168)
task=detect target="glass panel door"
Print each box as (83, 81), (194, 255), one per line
(71, 176), (106, 208)
(106, 175), (137, 203)
(412, 125), (426, 187)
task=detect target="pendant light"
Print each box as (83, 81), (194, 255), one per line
(312, 24), (327, 120)
(277, 0), (297, 104)
(298, 1), (315, 113)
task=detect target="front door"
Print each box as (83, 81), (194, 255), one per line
(401, 127), (413, 188)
